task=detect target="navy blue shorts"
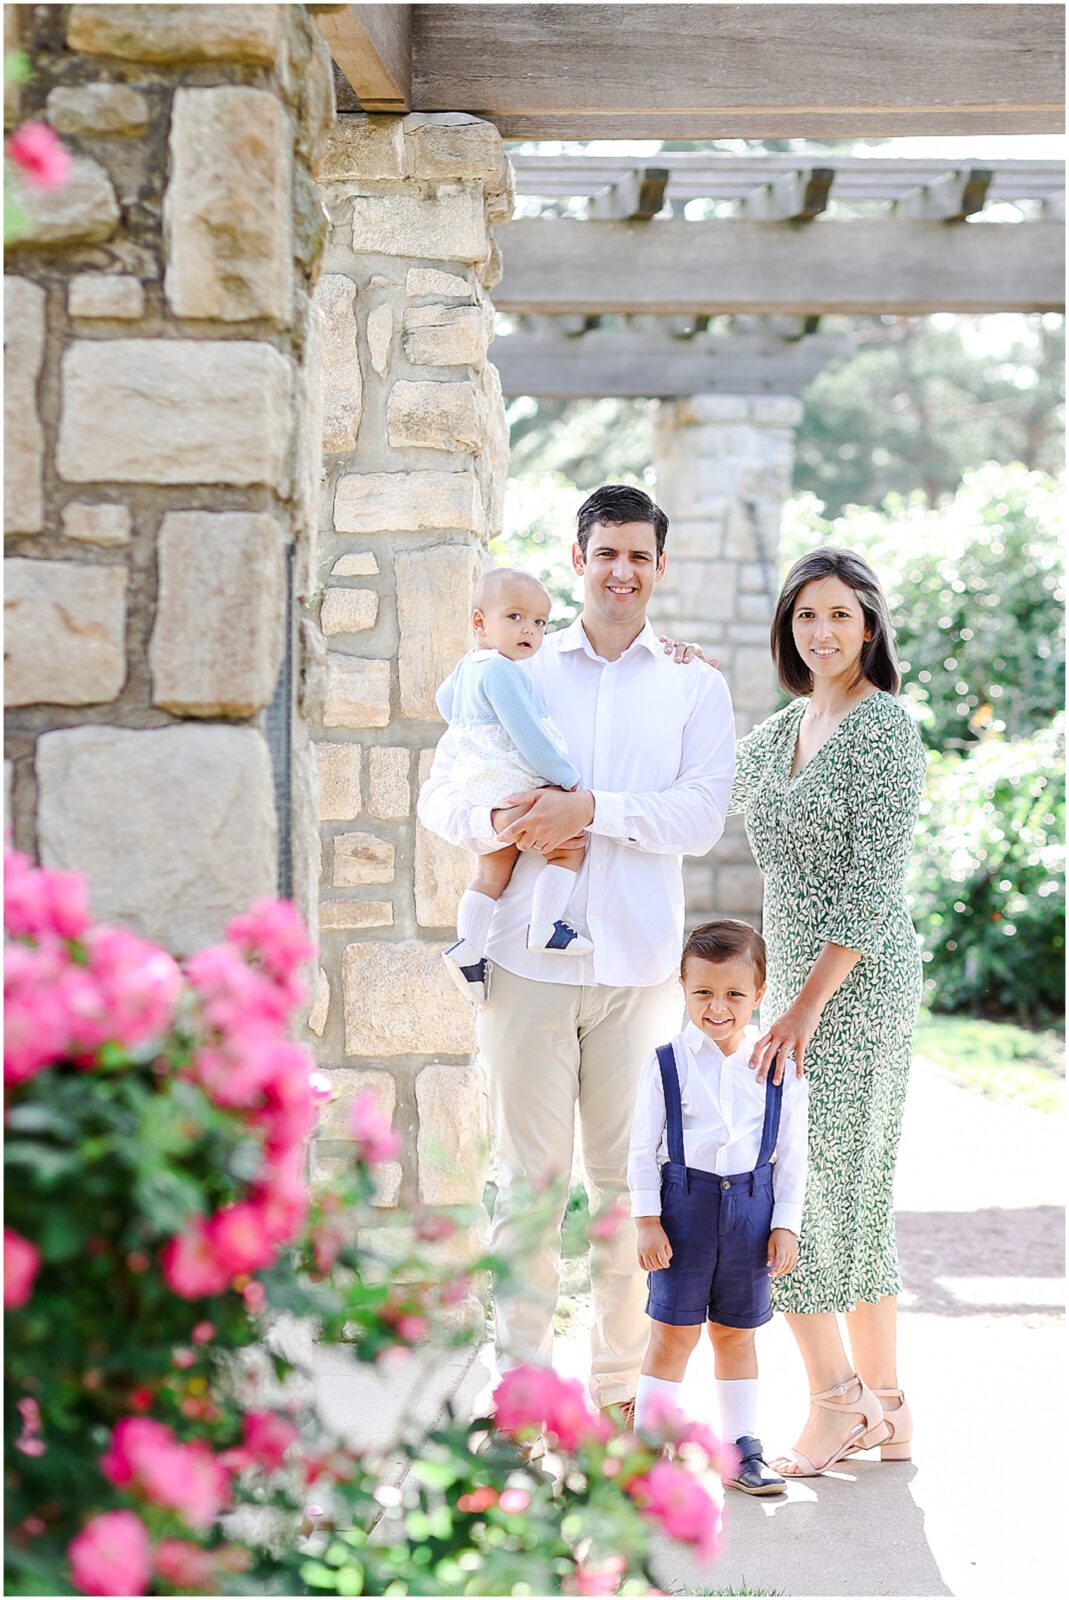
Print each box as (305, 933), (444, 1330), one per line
(645, 1163), (774, 1330)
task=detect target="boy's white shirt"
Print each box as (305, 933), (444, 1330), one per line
(627, 1019), (809, 1236)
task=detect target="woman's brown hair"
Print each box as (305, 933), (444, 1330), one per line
(681, 919), (766, 988)
(771, 546), (900, 696)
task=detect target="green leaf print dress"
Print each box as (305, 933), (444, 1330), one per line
(730, 690), (927, 1314)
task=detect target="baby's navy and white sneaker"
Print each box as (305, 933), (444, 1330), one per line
(724, 1436), (786, 1496)
(441, 940), (493, 1005)
(526, 920), (594, 955)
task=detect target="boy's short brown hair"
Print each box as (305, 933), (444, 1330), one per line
(681, 919), (766, 987)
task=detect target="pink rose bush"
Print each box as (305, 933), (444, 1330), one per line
(7, 121), (70, 189)
(5, 854), (725, 1595)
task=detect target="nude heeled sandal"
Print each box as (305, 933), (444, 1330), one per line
(872, 1386), (913, 1462)
(777, 1375), (889, 1478)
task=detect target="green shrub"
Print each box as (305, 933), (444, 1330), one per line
(910, 717), (1065, 1019)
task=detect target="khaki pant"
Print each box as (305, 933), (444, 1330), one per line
(476, 963), (682, 1408)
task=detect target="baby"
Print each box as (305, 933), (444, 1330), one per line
(628, 919), (809, 1494)
(436, 567), (593, 1004)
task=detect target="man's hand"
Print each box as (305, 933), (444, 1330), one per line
(767, 1228), (798, 1276)
(658, 635), (720, 668)
(496, 788), (595, 854)
(637, 1217), (673, 1271)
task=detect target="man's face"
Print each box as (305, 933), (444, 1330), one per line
(572, 520), (665, 628)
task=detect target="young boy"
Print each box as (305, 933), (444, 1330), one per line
(627, 919), (809, 1494)
(436, 567), (594, 1004)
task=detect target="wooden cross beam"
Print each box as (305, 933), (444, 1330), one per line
(586, 168), (670, 222)
(895, 167), (995, 221)
(314, 4), (412, 111)
(738, 168), (835, 221)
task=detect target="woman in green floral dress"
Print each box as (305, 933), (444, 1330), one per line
(729, 547), (926, 1478)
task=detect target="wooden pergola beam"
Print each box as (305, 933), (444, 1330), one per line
(896, 168), (995, 221)
(493, 328), (853, 399)
(739, 168), (835, 221)
(315, 4), (412, 111)
(495, 219), (1066, 315)
(410, 4), (1064, 137)
(587, 168), (670, 222)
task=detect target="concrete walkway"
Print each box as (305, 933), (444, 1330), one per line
(313, 1059), (1064, 1596)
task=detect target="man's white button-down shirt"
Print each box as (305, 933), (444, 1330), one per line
(417, 616), (736, 989)
(627, 1021), (810, 1236)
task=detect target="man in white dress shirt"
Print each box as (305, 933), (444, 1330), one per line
(417, 484), (736, 1414)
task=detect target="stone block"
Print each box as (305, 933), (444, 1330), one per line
(318, 1153), (401, 1209)
(331, 552), (379, 577)
(403, 112), (508, 184)
(321, 587), (378, 635)
(368, 747), (410, 819)
(478, 361), (507, 539)
(739, 562), (769, 595)
(308, 968), (330, 1036)
(406, 268), (472, 299)
(4, 559), (126, 707)
(293, 290), (324, 579)
(46, 83), (149, 136)
(61, 502), (132, 546)
(315, 274), (362, 452)
(36, 725), (276, 955)
(4, 279), (45, 534)
(715, 815), (757, 865)
(58, 340), (292, 487)
(350, 183), (487, 263)
(343, 941), (475, 1057)
(9, 154), (119, 246)
(714, 864), (765, 916)
(314, 742), (362, 820)
(750, 396), (805, 428)
(149, 511), (285, 716)
(733, 647), (779, 711)
(416, 1063), (488, 1205)
(320, 117), (405, 182)
(323, 655), (391, 728)
(68, 5), (283, 64)
(333, 831), (395, 886)
(333, 471), (479, 536)
(396, 545), (481, 719)
(737, 594), (773, 624)
(366, 304), (393, 376)
(165, 87), (292, 325)
(403, 304), (488, 368)
(316, 1067), (396, 1142)
(387, 379), (481, 453)
(4, 5), (20, 129)
(319, 899), (393, 930)
(68, 274), (145, 319)
(415, 749), (471, 927)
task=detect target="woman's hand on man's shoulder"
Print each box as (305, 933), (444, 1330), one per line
(658, 635), (719, 667)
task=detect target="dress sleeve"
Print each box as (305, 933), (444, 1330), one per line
(820, 705), (927, 958)
(728, 707), (785, 815)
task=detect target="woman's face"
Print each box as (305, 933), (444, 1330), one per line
(792, 575), (872, 685)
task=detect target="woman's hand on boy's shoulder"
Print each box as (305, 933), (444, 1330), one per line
(767, 1228), (798, 1276)
(636, 1216), (673, 1271)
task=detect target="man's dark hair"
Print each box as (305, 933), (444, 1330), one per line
(681, 919), (766, 987)
(771, 545), (900, 696)
(575, 485), (669, 559)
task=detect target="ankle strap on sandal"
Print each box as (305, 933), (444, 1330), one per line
(811, 1375), (861, 1403)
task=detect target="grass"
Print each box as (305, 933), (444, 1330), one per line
(913, 1009), (1064, 1113)
(669, 1587), (785, 1597)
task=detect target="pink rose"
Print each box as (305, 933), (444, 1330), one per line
(564, 1555), (627, 1595)
(627, 1458), (723, 1563)
(226, 897), (312, 1000)
(4, 1227), (42, 1308)
(4, 850), (88, 939)
(7, 122), (71, 189)
(207, 1202), (276, 1277)
(242, 1409), (299, 1473)
(492, 1364), (607, 1452)
(69, 1510), (152, 1597)
(161, 1220), (230, 1300)
(3, 940), (74, 1084)
(349, 1092), (401, 1165)
(153, 1539), (215, 1592)
(101, 1418), (230, 1530)
(589, 1198), (629, 1243)
(498, 1488), (531, 1514)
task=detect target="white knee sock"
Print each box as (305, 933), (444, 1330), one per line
(456, 889), (496, 957)
(529, 865), (577, 933)
(635, 1374), (683, 1434)
(716, 1378), (760, 1442)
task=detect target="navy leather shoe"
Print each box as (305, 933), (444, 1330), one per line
(725, 1435), (786, 1495)
(442, 942), (492, 1004)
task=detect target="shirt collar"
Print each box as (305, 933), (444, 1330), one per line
(683, 1018), (757, 1064)
(555, 616), (662, 661)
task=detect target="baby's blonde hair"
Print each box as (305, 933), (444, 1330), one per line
(471, 567), (550, 616)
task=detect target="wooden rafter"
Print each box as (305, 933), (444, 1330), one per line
(586, 168), (670, 222)
(896, 168), (995, 221)
(315, 4), (412, 112)
(739, 168), (835, 222)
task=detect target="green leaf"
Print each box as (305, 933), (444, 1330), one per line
(300, 1560), (339, 1588)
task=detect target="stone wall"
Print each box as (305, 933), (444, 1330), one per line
(4, 4), (333, 954)
(303, 113), (512, 1222)
(653, 394), (803, 931)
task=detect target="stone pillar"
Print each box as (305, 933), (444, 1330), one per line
(652, 394), (804, 931)
(305, 113), (512, 1228)
(3, 4), (334, 956)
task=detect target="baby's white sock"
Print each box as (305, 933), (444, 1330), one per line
(716, 1378), (760, 1442)
(529, 864), (577, 933)
(635, 1374), (684, 1434)
(456, 889), (496, 958)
